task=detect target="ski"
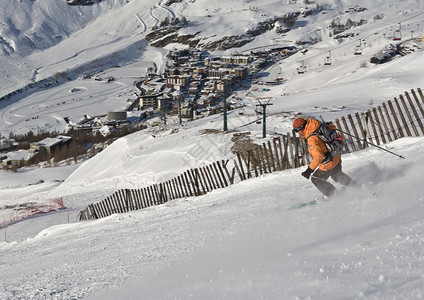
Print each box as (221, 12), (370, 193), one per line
(288, 199), (319, 210)
(288, 196), (328, 210)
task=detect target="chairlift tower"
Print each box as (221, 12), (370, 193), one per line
(393, 23), (402, 41)
(161, 106), (168, 126)
(178, 98), (182, 125)
(256, 98), (273, 138)
(297, 61), (306, 74)
(223, 80), (228, 131)
(354, 41), (363, 55)
(324, 51), (332, 65)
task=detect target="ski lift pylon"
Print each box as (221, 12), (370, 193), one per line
(354, 45), (362, 55)
(393, 23), (402, 41)
(324, 51), (332, 65)
(297, 61), (306, 74)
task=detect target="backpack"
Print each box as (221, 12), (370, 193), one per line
(307, 121), (344, 164)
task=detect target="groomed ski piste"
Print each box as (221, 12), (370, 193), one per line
(1, 134), (424, 299)
(1, 0), (424, 298)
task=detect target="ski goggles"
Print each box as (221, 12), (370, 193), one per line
(293, 123), (306, 132)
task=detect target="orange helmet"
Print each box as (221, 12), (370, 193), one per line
(293, 118), (307, 132)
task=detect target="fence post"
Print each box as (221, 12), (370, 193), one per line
(176, 176), (185, 197)
(132, 189), (141, 210)
(405, 91), (424, 135)
(203, 165), (215, 190)
(236, 153), (247, 180)
(145, 187), (152, 206)
(372, 107), (387, 144)
(171, 178), (180, 198)
(361, 112), (374, 145)
(282, 135), (289, 169)
(99, 200), (108, 217)
(299, 138), (309, 165)
(340, 116), (355, 151)
(286, 133), (295, 169)
(399, 94), (419, 136)
(273, 138), (282, 170)
(410, 89), (424, 122)
(206, 165), (217, 190)
(366, 111), (381, 145)
(141, 188), (149, 207)
(377, 106), (392, 142)
(381, 103), (396, 141)
(247, 151), (253, 178)
(249, 149), (260, 176)
(103, 197), (111, 215)
(216, 161), (229, 187)
(186, 169), (198, 196)
(212, 161), (224, 186)
(394, 97), (412, 136)
(221, 160), (234, 185)
(106, 197), (114, 214)
(192, 168), (204, 195)
(387, 100), (404, 138)
(125, 189), (133, 211)
(195, 168), (208, 193)
(346, 115), (360, 151)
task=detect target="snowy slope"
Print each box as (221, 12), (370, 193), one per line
(1, 0), (423, 136)
(1, 138), (424, 299)
(1, 0), (424, 298)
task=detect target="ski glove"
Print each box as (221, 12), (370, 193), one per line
(301, 167), (314, 179)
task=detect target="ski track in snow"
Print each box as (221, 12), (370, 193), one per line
(134, 14), (148, 33)
(158, 0), (176, 20)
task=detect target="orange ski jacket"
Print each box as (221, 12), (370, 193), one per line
(300, 118), (341, 171)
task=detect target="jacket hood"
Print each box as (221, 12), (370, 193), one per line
(301, 118), (321, 138)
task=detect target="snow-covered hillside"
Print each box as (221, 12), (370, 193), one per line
(1, 137), (424, 299)
(1, 0), (423, 135)
(1, 0), (424, 298)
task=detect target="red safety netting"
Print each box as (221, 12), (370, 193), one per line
(2, 197), (64, 227)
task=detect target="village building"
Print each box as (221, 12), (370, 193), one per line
(221, 54), (250, 65)
(166, 74), (190, 88)
(168, 49), (191, 65)
(106, 111), (128, 124)
(2, 135), (72, 169)
(30, 135), (72, 157)
(189, 81), (201, 94)
(231, 67), (249, 78)
(2, 149), (35, 169)
(140, 94), (162, 109)
(250, 58), (267, 70)
(208, 68), (227, 78)
(157, 94), (172, 111)
(0, 138), (9, 151)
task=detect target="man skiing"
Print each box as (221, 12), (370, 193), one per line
(293, 117), (358, 198)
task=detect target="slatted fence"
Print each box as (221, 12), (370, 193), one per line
(78, 160), (237, 220)
(333, 88), (424, 152)
(78, 88), (424, 220)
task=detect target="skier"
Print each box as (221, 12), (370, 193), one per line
(293, 117), (358, 198)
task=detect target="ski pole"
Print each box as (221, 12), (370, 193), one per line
(336, 128), (405, 159)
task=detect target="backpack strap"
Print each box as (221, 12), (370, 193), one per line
(305, 131), (318, 141)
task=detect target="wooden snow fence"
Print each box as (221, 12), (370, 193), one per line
(78, 160), (237, 220)
(333, 88), (424, 151)
(78, 88), (424, 221)
(77, 135), (305, 221)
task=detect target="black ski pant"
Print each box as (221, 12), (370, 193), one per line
(311, 162), (357, 197)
